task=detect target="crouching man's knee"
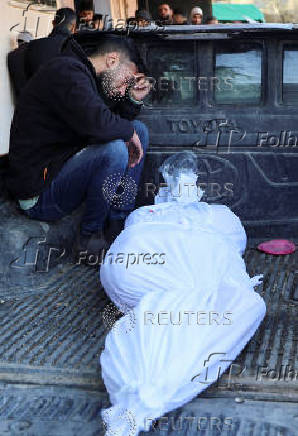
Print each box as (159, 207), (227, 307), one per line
(132, 120), (149, 151)
(102, 139), (129, 168)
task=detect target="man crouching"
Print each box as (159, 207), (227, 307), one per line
(6, 35), (150, 262)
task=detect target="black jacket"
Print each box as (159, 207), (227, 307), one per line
(25, 28), (72, 79)
(7, 39), (136, 200)
(8, 28), (72, 102)
(7, 43), (28, 101)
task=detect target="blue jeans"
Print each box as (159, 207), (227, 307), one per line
(23, 120), (149, 234)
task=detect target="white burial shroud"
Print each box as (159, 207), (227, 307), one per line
(99, 183), (266, 436)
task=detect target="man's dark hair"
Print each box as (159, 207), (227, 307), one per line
(158, 3), (173, 9)
(54, 8), (76, 30)
(135, 9), (152, 21)
(173, 8), (184, 15)
(76, 33), (147, 72)
(84, 35), (132, 62)
(78, 0), (94, 12)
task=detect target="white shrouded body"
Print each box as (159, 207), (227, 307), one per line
(99, 153), (266, 435)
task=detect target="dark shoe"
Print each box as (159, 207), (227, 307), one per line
(73, 230), (109, 267)
(104, 218), (126, 245)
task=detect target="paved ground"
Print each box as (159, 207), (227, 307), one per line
(0, 244), (297, 435)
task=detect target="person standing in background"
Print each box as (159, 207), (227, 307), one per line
(8, 8), (76, 100)
(77, 0), (95, 30)
(157, 3), (174, 25)
(22, 8), (76, 83)
(173, 9), (187, 24)
(134, 9), (152, 27)
(189, 7), (203, 25)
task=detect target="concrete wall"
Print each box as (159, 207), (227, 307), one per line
(0, 1), (55, 155)
(56, 0), (74, 7)
(94, 0), (112, 17)
(94, 0), (137, 21)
